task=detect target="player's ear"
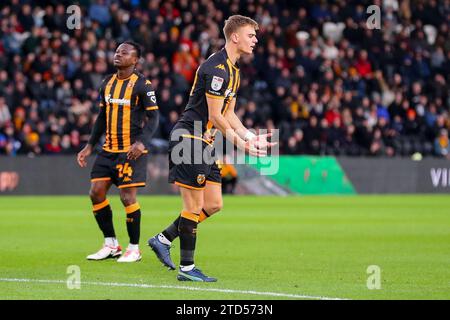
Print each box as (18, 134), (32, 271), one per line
(231, 32), (239, 44)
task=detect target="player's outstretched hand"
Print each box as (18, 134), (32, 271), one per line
(127, 141), (146, 160)
(77, 144), (92, 168)
(245, 133), (277, 157)
(252, 133), (278, 150)
(245, 140), (266, 157)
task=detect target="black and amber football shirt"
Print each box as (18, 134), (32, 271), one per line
(91, 71), (159, 153)
(178, 48), (240, 143)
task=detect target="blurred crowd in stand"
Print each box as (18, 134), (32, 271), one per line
(0, 0), (449, 158)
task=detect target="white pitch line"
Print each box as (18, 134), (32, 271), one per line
(0, 277), (348, 300)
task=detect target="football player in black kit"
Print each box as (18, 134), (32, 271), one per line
(77, 41), (159, 263)
(148, 16), (276, 281)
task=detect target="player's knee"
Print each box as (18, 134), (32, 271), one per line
(205, 200), (223, 215)
(89, 187), (106, 203)
(119, 192), (136, 206)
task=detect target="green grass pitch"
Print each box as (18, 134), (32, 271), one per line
(0, 195), (449, 300)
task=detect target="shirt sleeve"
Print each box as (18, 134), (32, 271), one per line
(204, 64), (228, 100)
(88, 79), (108, 146)
(134, 78), (160, 149)
(87, 106), (106, 147)
(138, 78), (159, 111)
(98, 86), (105, 108)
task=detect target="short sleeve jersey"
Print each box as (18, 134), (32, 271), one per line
(178, 48), (240, 139)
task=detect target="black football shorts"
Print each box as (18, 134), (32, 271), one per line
(90, 149), (148, 189)
(168, 129), (221, 190)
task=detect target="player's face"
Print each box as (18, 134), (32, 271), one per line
(236, 25), (258, 55)
(113, 44), (138, 69)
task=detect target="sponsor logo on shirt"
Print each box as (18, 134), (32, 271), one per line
(105, 94), (130, 105)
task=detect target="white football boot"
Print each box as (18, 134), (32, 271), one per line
(86, 245), (122, 260)
(117, 248), (142, 262)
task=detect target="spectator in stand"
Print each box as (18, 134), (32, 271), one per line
(434, 129), (450, 158)
(0, 97), (11, 126)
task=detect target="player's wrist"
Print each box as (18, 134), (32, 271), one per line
(134, 140), (147, 151)
(244, 130), (256, 141)
(236, 136), (247, 150)
(134, 137), (144, 145)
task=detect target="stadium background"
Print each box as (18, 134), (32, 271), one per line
(1, 0), (450, 195)
(0, 0), (449, 300)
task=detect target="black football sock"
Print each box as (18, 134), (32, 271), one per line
(162, 208), (211, 243)
(125, 203), (141, 245)
(178, 210), (199, 267)
(92, 199), (116, 238)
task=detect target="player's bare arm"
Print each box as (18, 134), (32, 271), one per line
(223, 98), (249, 139)
(223, 97), (277, 152)
(207, 96), (267, 157)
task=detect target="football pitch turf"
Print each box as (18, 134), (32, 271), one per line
(0, 195), (448, 300)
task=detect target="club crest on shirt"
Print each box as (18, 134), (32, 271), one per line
(211, 76), (224, 91)
(197, 174), (206, 185)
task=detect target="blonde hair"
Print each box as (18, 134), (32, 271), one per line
(223, 15), (259, 41)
